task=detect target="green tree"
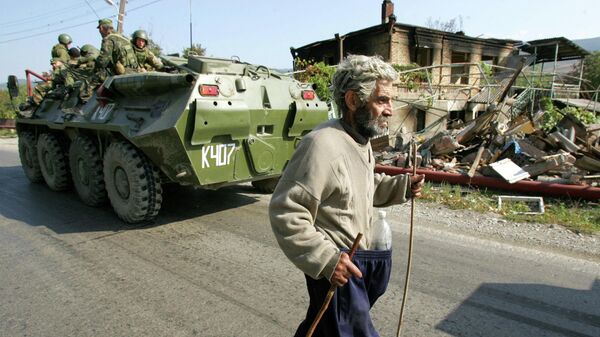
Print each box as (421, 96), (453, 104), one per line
(293, 59), (335, 101)
(147, 36), (162, 56)
(182, 43), (206, 58)
(0, 85), (27, 119)
(572, 51), (600, 94)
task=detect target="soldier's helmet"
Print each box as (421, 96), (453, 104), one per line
(80, 44), (96, 56)
(68, 47), (80, 58)
(132, 30), (148, 43)
(58, 34), (72, 45)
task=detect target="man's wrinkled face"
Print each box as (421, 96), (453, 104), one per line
(355, 79), (394, 138)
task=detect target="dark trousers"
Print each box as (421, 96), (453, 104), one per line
(294, 250), (392, 337)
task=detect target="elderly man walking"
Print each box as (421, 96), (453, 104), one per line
(269, 54), (424, 337)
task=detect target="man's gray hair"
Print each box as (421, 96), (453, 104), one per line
(330, 55), (398, 115)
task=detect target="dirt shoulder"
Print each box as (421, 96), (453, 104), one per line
(388, 201), (600, 262)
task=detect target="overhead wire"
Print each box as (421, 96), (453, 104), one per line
(0, 2), (87, 28)
(0, 0), (166, 45)
(0, 7), (115, 37)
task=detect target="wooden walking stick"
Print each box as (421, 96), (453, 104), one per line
(305, 233), (363, 337)
(396, 141), (418, 337)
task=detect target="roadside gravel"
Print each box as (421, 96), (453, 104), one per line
(387, 201), (600, 262)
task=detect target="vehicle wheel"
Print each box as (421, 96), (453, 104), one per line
(37, 133), (71, 191)
(103, 141), (162, 223)
(18, 131), (43, 183)
(251, 177), (280, 193)
(69, 136), (107, 206)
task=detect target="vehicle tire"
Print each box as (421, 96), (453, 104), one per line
(251, 177), (280, 193)
(18, 131), (43, 183)
(37, 133), (71, 191)
(103, 141), (162, 223)
(69, 136), (107, 207)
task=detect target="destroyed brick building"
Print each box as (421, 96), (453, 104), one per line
(291, 1), (516, 83)
(291, 0), (520, 138)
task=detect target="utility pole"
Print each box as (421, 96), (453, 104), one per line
(117, 0), (127, 34)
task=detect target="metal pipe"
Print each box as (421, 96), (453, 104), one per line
(25, 69), (50, 97)
(550, 43), (559, 98)
(577, 59), (585, 95)
(375, 165), (600, 201)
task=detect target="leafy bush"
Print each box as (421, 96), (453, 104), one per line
(293, 59), (335, 101)
(182, 43), (206, 58)
(479, 61), (493, 80)
(571, 51), (600, 92)
(0, 85), (27, 119)
(540, 97), (599, 131)
(392, 63), (426, 91)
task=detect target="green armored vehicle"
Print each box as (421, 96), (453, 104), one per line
(9, 55), (329, 223)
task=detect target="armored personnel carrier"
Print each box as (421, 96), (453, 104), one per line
(8, 55), (329, 223)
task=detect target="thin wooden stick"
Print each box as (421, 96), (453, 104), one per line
(396, 141), (418, 337)
(305, 233), (363, 337)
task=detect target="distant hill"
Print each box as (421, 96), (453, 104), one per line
(573, 37), (600, 52)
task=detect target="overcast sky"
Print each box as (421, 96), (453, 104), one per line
(1, 0), (599, 79)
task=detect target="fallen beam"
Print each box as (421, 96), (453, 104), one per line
(375, 164), (600, 201)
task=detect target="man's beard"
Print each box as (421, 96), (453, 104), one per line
(355, 105), (388, 138)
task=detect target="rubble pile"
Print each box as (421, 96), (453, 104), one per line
(375, 107), (600, 189)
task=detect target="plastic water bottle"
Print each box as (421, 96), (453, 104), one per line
(371, 210), (392, 250)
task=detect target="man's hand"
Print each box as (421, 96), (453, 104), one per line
(330, 252), (362, 287)
(410, 174), (425, 198)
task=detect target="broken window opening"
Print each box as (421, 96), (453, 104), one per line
(416, 109), (427, 131)
(416, 47), (433, 67)
(451, 51), (470, 84)
(447, 110), (466, 128)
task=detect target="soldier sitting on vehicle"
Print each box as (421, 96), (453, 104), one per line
(131, 30), (163, 71)
(33, 59), (72, 102)
(95, 18), (141, 81)
(51, 34), (72, 64)
(68, 47), (81, 67)
(19, 58), (72, 115)
(77, 44), (100, 70)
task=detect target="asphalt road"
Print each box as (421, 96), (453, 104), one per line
(0, 137), (599, 337)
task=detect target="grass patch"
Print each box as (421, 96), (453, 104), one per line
(421, 182), (600, 234)
(0, 129), (16, 138)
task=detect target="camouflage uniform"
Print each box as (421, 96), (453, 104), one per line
(77, 45), (100, 70)
(51, 43), (70, 64)
(96, 32), (140, 80)
(32, 60), (71, 105)
(133, 46), (163, 71)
